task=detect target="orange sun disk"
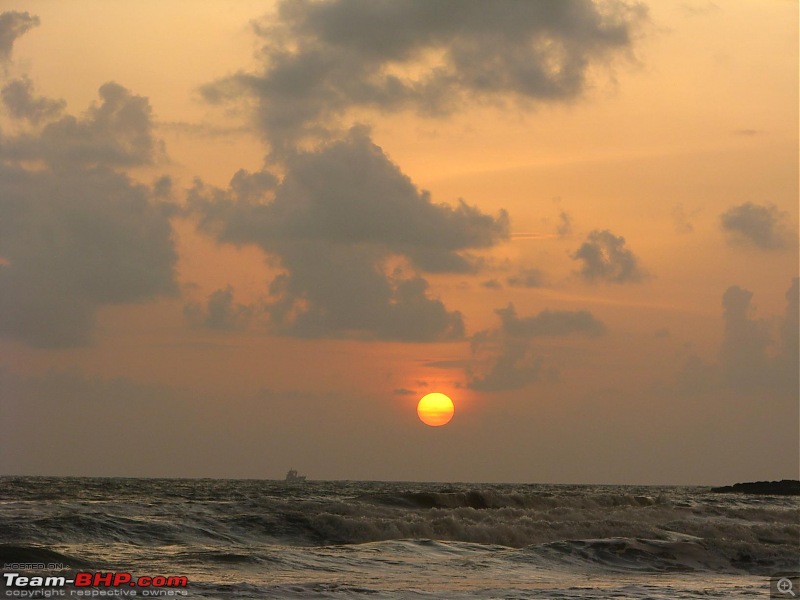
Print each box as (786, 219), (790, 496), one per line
(417, 392), (455, 427)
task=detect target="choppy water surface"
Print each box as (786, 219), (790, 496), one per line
(0, 477), (797, 598)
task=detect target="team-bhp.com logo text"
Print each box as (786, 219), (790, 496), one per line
(3, 572), (188, 597)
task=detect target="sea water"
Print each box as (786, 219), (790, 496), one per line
(0, 477), (797, 598)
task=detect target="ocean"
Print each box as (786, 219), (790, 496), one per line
(0, 477), (797, 599)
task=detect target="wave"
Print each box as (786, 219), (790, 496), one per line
(359, 490), (661, 510)
(2, 479), (797, 578)
(524, 537), (738, 573)
(0, 544), (91, 567)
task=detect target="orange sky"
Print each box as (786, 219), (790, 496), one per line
(0, 0), (797, 484)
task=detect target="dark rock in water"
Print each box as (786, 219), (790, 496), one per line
(710, 480), (800, 495)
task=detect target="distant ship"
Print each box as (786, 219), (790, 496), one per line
(285, 469), (307, 483)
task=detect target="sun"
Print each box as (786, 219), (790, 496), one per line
(417, 392), (455, 427)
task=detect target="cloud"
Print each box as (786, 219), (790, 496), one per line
(732, 128), (761, 136)
(392, 388), (416, 396)
(556, 210), (573, 237)
(506, 267), (545, 288)
(191, 128), (506, 341)
(0, 83), (177, 347)
(481, 279), (502, 290)
(671, 203), (694, 234)
(571, 229), (647, 284)
(495, 304), (607, 338)
(468, 303), (605, 391)
(422, 359), (470, 369)
(1, 76), (65, 124)
(0, 11), (39, 62)
(720, 285), (771, 387)
(679, 1), (719, 17)
(719, 280), (799, 393)
(155, 120), (251, 139)
(468, 337), (545, 392)
(0, 165), (178, 347)
(675, 279), (799, 397)
(3, 82), (160, 168)
(202, 0), (646, 152)
(194, 128), (507, 271)
(719, 202), (794, 251)
(777, 278), (799, 385)
(193, 2), (643, 340)
(184, 286), (254, 330)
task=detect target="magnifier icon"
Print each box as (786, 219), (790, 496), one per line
(778, 578), (796, 596)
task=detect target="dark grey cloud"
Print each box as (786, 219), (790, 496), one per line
(191, 129), (505, 341)
(506, 268), (545, 288)
(495, 304), (606, 338)
(481, 279), (502, 290)
(184, 286), (254, 331)
(3, 82), (159, 167)
(1, 76), (65, 124)
(468, 303), (605, 391)
(719, 202), (794, 251)
(203, 0), (646, 152)
(0, 83), (177, 347)
(571, 229), (647, 284)
(0, 11), (39, 62)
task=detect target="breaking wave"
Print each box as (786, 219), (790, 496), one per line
(1, 478), (797, 578)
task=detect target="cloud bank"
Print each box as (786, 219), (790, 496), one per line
(191, 128), (507, 341)
(0, 20), (177, 347)
(192, 1), (646, 341)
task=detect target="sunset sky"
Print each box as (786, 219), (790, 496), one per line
(1, 0), (797, 484)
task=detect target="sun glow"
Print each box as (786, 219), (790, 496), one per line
(417, 392), (455, 427)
